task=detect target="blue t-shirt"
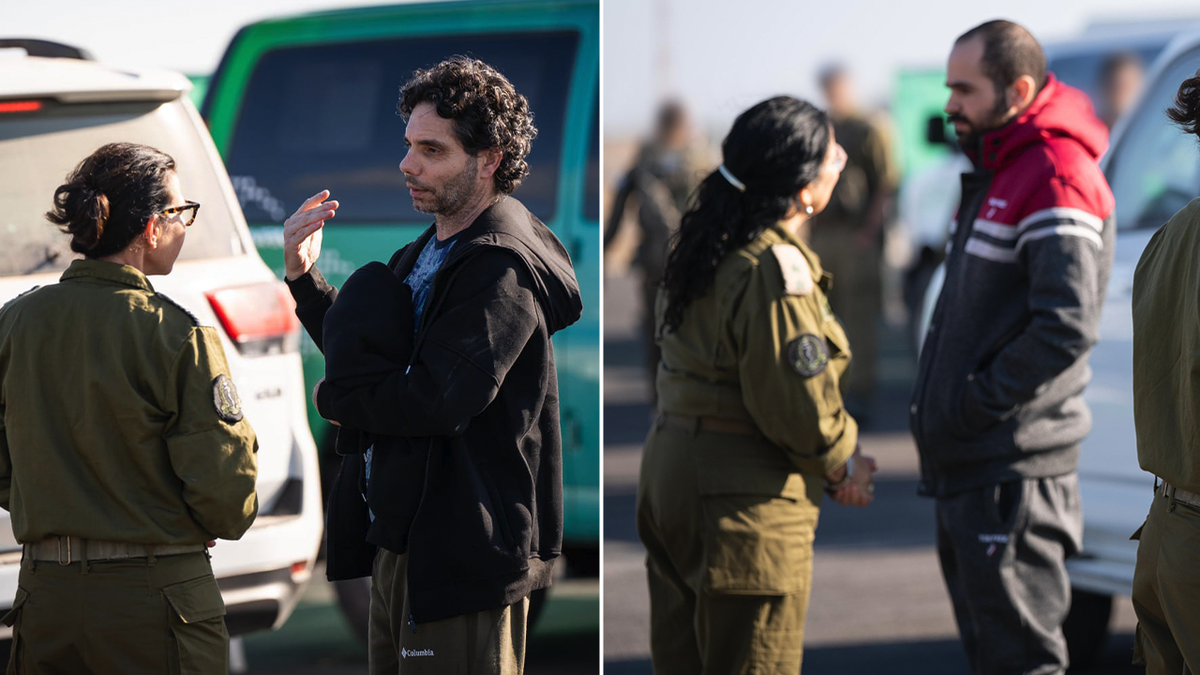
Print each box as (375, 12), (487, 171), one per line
(365, 234), (457, 510)
(405, 233), (458, 329)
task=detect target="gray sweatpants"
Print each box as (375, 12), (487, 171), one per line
(935, 474), (1083, 675)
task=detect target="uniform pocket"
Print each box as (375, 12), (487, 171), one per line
(162, 576), (229, 675)
(3, 587), (29, 675)
(700, 493), (817, 595)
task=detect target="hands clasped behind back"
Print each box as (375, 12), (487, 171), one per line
(826, 449), (878, 508)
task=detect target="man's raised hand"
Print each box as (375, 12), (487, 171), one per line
(283, 190), (338, 280)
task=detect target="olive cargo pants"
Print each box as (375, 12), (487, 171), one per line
(1131, 484), (1200, 674)
(368, 549), (529, 674)
(4, 551), (228, 674)
(636, 421), (823, 675)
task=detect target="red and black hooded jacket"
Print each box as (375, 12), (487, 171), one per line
(910, 74), (1116, 498)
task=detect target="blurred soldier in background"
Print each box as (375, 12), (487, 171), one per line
(808, 65), (898, 423)
(1098, 51), (1146, 130)
(604, 101), (708, 406)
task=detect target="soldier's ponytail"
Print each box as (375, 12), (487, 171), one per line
(1167, 68), (1200, 138)
(46, 143), (176, 258)
(660, 96), (830, 334)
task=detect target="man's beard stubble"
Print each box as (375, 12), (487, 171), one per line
(949, 94), (1013, 152)
(408, 157), (478, 217)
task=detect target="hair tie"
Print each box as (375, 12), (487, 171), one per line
(718, 164), (746, 193)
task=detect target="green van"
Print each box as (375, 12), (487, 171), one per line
(200, 0), (599, 635)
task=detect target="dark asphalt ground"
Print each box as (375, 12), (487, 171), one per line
(601, 272), (1141, 675)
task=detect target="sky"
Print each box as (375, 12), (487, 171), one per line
(8, 0), (1200, 139)
(5, 0), (408, 73)
(602, 0), (1200, 137)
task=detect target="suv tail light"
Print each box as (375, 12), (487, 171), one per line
(205, 282), (300, 356)
(0, 100), (42, 114)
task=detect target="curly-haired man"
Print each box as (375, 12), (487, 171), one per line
(281, 56), (582, 674)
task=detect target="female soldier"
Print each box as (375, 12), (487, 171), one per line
(636, 96), (875, 674)
(0, 142), (258, 674)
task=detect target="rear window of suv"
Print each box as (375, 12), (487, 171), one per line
(222, 30), (579, 225)
(0, 99), (245, 277)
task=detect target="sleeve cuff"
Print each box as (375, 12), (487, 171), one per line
(286, 266), (333, 309)
(316, 379), (337, 422)
(788, 414), (858, 477)
(819, 415), (859, 477)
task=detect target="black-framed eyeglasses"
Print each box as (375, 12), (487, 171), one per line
(162, 200), (200, 227)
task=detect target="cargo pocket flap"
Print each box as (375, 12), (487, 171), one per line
(702, 494), (817, 595)
(162, 577), (226, 624)
(1, 588), (28, 627)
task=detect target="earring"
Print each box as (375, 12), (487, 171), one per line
(805, 204), (814, 216)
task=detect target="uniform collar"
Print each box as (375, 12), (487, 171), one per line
(60, 259), (155, 293)
(767, 222), (830, 290)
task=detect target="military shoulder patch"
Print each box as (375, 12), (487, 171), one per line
(212, 375), (244, 424)
(770, 245), (813, 296)
(788, 334), (830, 377)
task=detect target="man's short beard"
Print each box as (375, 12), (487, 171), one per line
(954, 91), (1014, 151)
(410, 156), (478, 217)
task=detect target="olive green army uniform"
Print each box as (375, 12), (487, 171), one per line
(0, 259), (258, 675)
(636, 223), (858, 674)
(807, 113), (897, 413)
(1130, 198), (1200, 674)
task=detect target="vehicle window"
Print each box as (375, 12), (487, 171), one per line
(224, 31), (580, 225)
(1106, 46), (1200, 232)
(584, 83), (599, 221)
(0, 100), (244, 277)
(1049, 46), (1162, 111)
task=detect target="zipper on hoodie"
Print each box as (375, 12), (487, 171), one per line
(397, 240), (490, 629)
(404, 435), (437, 630)
(911, 170), (991, 494)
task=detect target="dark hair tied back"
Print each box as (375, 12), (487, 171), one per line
(1168, 69), (1200, 139)
(46, 142), (176, 258)
(660, 96), (830, 333)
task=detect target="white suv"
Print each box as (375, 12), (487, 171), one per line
(1064, 26), (1200, 659)
(0, 41), (323, 637)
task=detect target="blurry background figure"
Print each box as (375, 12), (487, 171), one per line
(1098, 51), (1146, 129)
(807, 64), (899, 425)
(604, 100), (710, 407)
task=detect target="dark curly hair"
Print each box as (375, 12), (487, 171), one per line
(1168, 68), (1200, 139)
(46, 142), (176, 258)
(398, 56), (537, 195)
(661, 96), (830, 333)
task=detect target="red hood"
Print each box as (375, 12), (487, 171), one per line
(972, 73), (1109, 171)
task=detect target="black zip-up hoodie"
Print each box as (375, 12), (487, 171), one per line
(288, 196), (582, 624)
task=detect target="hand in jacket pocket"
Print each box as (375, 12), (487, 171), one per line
(313, 378), (341, 427)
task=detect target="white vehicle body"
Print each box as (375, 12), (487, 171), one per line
(1069, 28), (1200, 597)
(0, 51), (323, 637)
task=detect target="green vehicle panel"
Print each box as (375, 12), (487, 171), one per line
(202, 0), (599, 554)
